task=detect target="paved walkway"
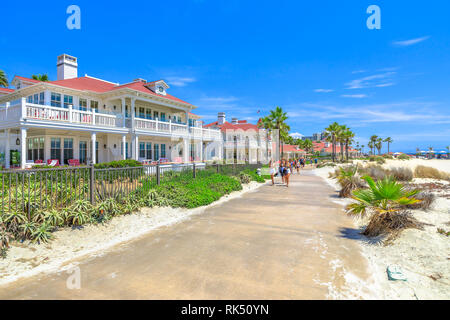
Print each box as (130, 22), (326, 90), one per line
(0, 171), (372, 299)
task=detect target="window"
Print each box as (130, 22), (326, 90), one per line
(139, 107), (145, 119)
(79, 141), (87, 164)
(146, 109), (152, 120)
(161, 144), (166, 158)
(154, 144), (159, 161)
(27, 137), (44, 162)
(28, 93), (44, 105)
(160, 112), (166, 122)
(96, 141), (99, 163)
(139, 142), (145, 158)
(146, 143), (152, 160)
(39, 92), (44, 105)
(125, 142), (129, 159)
(64, 95), (73, 108)
(51, 92), (61, 107)
(79, 98), (87, 111)
(63, 138), (74, 164)
(50, 138), (61, 161)
(90, 100), (99, 111)
(153, 111), (159, 120)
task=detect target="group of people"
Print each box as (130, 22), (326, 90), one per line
(269, 158), (309, 187)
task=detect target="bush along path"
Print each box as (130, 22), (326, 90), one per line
(0, 164), (266, 258)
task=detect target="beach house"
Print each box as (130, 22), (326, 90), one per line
(0, 54), (223, 169)
(204, 113), (273, 164)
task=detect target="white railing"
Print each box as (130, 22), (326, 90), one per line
(22, 103), (119, 128)
(26, 104), (69, 122)
(202, 128), (222, 140)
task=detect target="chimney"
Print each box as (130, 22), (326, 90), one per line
(57, 54), (78, 80)
(218, 112), (226, 125)
(231, 118), (238, 124)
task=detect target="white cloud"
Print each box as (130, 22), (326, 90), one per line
(200, 96), (239, 103)
(346, 72), (396, 89)
(165, 76), (196, 87)
(341, 94), (368, 98)
(290, 132), (304, 139)
(392, 36), (430, 47)
(314, 89), (334, 93)
(352, 70), (366, 74)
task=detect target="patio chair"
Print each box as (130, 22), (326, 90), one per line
(68, 159), (80, 166)
(47, 159), (60, 167)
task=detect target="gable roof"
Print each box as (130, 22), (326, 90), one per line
(0, 88), (15, 93)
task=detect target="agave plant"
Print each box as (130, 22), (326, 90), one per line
(3, 210), (27, 233)
(69, 200), (93, 226)
(43, 209), (65, 227)
(31, 223), (53, 243)
(346, 176), (421, 216)
(335, 165), (365, 198)
(20, 221), (37, 239)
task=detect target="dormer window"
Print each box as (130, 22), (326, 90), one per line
(144, 80), (169, 96)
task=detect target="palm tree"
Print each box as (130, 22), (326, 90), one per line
(302, 139), (313, 154)
(337, 125), (347, 162)
(369, 135), (378, 155)
(257, 116), (274, 162)
(428, 146), (434, 159)
(324, 122), (341, 162)
(267, 106), (289, 159)
(361, 145), (365, 155)
(346, 176), (420, 217)
(384, 137), (393, 155)
(31, 74), (49, 82)
(375, 138), (383, 155)
(446, 146), (450, 159)
(341, 127), (355, 161)
(0, 70), (8, 87)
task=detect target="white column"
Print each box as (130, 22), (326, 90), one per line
(5, 129), (10, 169)
(132, 134), (139, 160)
(131, 98), (136, 130)
(44, 90), (51, 106)
(183, 138), (189, 163)
(20, 128), (27, 169)
(21, 97), (26, 120)
(200, 142), (204, 162)
(122, 135), (127, 160)
(68, 104), (73, 122)
(121, 98), (126, 128)
(91, 132), (97, 164)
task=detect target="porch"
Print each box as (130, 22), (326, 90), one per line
(0, 128), (223, 169)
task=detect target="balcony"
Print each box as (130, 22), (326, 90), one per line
(0, 100), (222, 140)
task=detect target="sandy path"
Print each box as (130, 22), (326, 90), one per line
(0, 171), (376, 299)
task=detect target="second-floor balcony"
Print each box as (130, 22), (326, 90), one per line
(0, 100), (221, 140)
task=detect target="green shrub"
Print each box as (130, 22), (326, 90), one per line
(397, 154), (411, 160)
(369, 156), (386, 164)
(148, 173), (242, 209)
(94, 159), (142, 169)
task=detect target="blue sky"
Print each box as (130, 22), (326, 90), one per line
(1, 0), (449, 152)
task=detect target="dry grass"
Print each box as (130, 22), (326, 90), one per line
(362, 211), (424, 242)
(339, 176), (365, 198)
(414, 165), (450, 181)
(389, 167), (414, 182)
(406, 192), (435, 211)
(359, 164), (388, 181)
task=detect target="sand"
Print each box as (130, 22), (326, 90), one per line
(314, 160), (450, 300)
(0, 181), (265, 286)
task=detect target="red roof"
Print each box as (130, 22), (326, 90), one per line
(283, 145), (305, 152)
(0, 88), (14, 93)
(47, 77), (191, 105)
(11, 75), (192, 106)
(14, 76), (40, 83)
(204, 120), (260, 132)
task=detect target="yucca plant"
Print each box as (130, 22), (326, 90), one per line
(346, 175), (421, 216)
(69, 200), (93, 226)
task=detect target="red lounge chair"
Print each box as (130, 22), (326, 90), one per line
(34, 159), (43, 164)
(68, 159), (80, 166)
(47, 159), (60, 166)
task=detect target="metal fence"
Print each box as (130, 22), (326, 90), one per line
(0, 163), (261, 216)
